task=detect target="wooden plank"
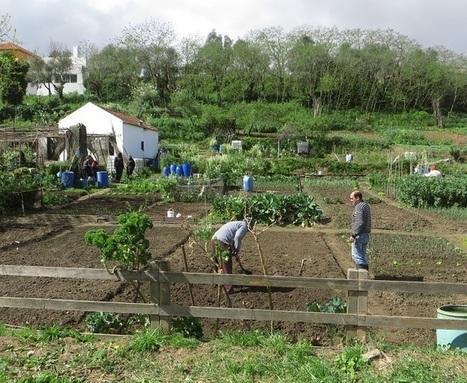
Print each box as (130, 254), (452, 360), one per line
(347, 269), (369, 340)
(150, 261), (171, 332)
(161, 272), (358, 290)
(0, 265), (146, 281)
(362, 280), (467, 294)
(1, 297), (467, 330)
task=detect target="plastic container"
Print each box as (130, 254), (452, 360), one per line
(182, 163), (192, 177)
(297, 141), (309, 154)
(162, 166), (170, 177)
(167, 208), (175, 218)
(96, 171), (109, 188)
(80, 178), (88, 188)
(243, 175), (254, 192)
(170, 164), (177, 175)
(219, 144), (225, 154)
(436, 305), (467, 351)
(61, 171), (74, 189)
(176, 165), (184, 177)
(231, 140), (242, 150)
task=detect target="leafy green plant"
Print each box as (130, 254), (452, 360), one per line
(85, 312), (126, 334)
(307, 296), (347, 313)
(211, 193), (323, 226)
(128, 329), (163, 353)
(335, 344), (368, 382)
(172, 317), (204, 339)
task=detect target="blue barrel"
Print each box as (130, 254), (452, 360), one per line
(61, 171), (74, 189)
(182, 163), (192, 177)
(80, 178), (88, 188)
(162, 166), (170, 177)
(176, 165), (184, 177)
(219, 144), (225, 154)
(437, 305), (467, 352)
(170, 164), (177, 175)
(96, 171), (109, 188)
(243, 176), (254, 192)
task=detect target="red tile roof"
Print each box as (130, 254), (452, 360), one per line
(0, 42), (40, 60)
(99, 106), (158, 132)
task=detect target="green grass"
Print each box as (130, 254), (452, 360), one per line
(1, 328), (466, 382)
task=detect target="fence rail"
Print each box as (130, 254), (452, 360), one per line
(1, 264), (467, 337)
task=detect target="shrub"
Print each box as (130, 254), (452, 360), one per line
(211, 193), (323, 226)
(397, 176), (467, 208)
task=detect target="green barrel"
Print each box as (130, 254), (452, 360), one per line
(436, 305), (467, 351)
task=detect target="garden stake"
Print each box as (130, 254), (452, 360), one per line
(298, 259), (306, 276)
(182, 245), (195, 306)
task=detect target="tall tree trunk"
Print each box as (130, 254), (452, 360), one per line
(432, 97), (443, 128)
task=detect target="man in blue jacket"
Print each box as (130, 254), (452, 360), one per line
(349, 191), (371, 270)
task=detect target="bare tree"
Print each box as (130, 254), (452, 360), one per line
(0, 14), (16, 42)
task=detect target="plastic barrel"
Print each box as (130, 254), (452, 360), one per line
(80, 178), (88, 189)
(219, 144), (225, 154)
(162, 166), (170, 177)
(170, 164), (177, 175)
(243, 176), (254, 192)
(176, 165), (184, 177)
(182, 163), (192, 177)
(96, 171), (109, 188)
(60, 171), (74, 189)
(436, 305), (467, 351)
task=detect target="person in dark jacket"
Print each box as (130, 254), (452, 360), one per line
(114, 153), (124, 182)
(349, 190), (371, 270)
(127, 155), (136, 176)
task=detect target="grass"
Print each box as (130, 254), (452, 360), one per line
(1, 326), (466, 382)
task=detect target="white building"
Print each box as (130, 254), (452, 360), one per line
(28, 46), (86, 96)
(58, 102), (159, 164)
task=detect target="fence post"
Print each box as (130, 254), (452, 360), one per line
(346, 268), (368, 342)
(150, 260), (171, 332)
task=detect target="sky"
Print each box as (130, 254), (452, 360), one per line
(2, 0), (467, 55)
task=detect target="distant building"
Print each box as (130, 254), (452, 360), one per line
(0, 42), (40, 61)
(29, 46), (86, 96)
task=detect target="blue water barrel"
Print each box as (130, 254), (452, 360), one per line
(437, 305), (467, 352)
(243, 176), (254, 192)
(182, 163), (192, 177)
(96, 171), (109, 188)
(176, 165), (184, 177)
(80, 178), (88, 189)
(170, 164), (177, 175)
(61, 171), (74, 189)
(162, 166), (170, 177)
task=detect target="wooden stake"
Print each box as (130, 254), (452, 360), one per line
(298, 259), (306, 276)
(181, 245), (195, 306)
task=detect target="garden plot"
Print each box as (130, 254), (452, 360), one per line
(144, 202), (211, 222)
(0, 225), (189, 328)
(43, 195), (158, 217)
(304, 183), (432, 231)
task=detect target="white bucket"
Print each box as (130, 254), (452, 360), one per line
(167, 208), (175, 218)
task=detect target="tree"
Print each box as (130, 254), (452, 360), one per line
(27, 43), (73, 99)
(0, 53), (29, 105)
(118, 19), (179, 106)
(0, 14), (15, 42)
(85, 44), (139, 101)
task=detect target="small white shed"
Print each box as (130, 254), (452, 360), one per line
(58, 102), (159, 162)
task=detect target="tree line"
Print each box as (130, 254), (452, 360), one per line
(2, 17), (467, 128)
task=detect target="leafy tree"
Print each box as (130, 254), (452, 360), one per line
(0, 52), (29, 105)
(85, 44), (139, 101)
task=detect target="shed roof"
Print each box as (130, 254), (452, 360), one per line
(99, 106), (158, 132)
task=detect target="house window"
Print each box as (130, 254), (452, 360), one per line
(141, 141), (144, 151)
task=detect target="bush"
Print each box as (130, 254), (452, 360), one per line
(211, 193), (323, 226)
(397, 176), (467, 208)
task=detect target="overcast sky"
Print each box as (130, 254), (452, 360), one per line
(2, 0), (467, 55)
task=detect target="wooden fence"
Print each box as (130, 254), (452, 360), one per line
(1, 262), (466, 339)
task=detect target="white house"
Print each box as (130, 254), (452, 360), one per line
(28, 46), (86, 96)
(58, 102), (159, 165)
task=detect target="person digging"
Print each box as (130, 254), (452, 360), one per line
(210, 218), (253, 293)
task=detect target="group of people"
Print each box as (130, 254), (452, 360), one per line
(82, 153), (136, 183)
(211, 189), (372, 293)
(113, 153), (136, 182)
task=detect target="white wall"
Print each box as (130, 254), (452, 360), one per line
(122, 123), (159, 159)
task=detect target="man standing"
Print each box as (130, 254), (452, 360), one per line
(349, 191), (371, 270)
(114, 153), (124, 182)
(211, 219), (251, 293)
